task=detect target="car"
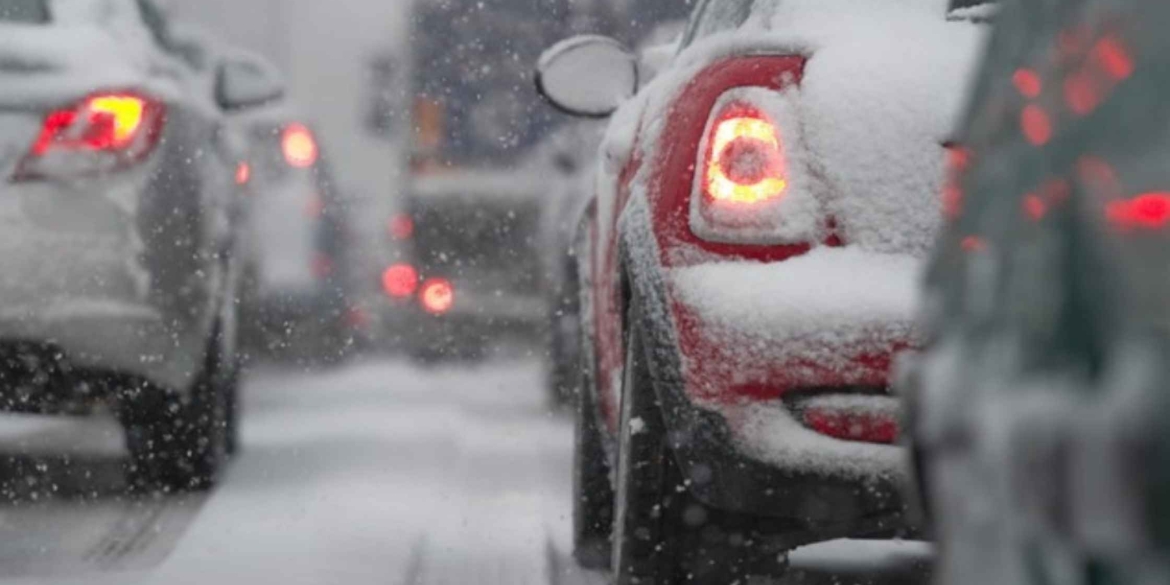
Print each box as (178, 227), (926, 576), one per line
(234, 116), (357, 364)
(535, 0), (987, 581)
(900, 0), (1170, 581)
(536, 25), (686, 409)
(0, 0), (282, 491)
(387, 170), (547, 363)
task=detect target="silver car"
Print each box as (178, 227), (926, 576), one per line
(0, 0), (282, 491)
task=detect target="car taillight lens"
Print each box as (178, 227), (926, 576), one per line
(703, 110), (787, 206)
(282, 123), (318, 169)
(382, 264), (419, 299)
(14, 92), (165, 181)
(420, 278), (454, 315)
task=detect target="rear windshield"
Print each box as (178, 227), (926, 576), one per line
(681, 0), (755, 48)
(0, 0), (48, 23)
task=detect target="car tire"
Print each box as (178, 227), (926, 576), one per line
(572, 351), (613, 570)
(612, 303), (785, 585)
(125, 325), (230, 493)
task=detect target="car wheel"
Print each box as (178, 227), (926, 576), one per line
(125, 326), (230, 493)
(572, 351), (613, 570)
(612, 302), (785, 584)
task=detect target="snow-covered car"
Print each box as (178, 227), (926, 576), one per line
(901, 0), (1170, 581)
(235, 117), (356, 363)
(388, 171), (547, 363)
(536, 0), (986, 581)
(0, 0), (282, 490)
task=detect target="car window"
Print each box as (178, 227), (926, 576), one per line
(681, 0), (757, 48)
(0, 0), (48, 22)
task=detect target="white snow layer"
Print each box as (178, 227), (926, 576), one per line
(670, 247), (921, 371)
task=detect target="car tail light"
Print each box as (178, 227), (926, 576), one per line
(13, 92), (166, 181)
(702, 108), (787, 206)
(282, 123), (318, 169)
(419, 278), (454, 315)
(382, 264), (419, 299)
(388, 213), (415, 240)
(235, 161), (252, 185)
(1107, 192), (1170, 230)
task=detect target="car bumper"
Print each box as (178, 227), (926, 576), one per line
(633, 247), (923, 543)
(0, 179), (216, 396)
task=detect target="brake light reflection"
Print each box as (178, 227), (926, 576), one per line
(420, 278), (454, 315)
(704, 113), (787, 205)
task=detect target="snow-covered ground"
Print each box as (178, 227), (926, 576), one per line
(0, 359), (929, 585)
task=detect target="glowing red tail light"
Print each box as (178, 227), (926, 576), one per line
(15, 92), (165, 180)
(282, 123), (318, 169)
(702, 109), (787, 205)
(1107, 192), (1170, 230)
(419, 278), (454, 315)
(382, 264), (419, 299)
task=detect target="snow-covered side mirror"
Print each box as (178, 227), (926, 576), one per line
(536, 35), (638, 119)
(216, 51), (285, 112)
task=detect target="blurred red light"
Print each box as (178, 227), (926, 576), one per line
(282, 123), (318, 169)
(382, 264), (419, 299)
(1012, 68), (1043, 98)
(235, 161), (251, 185)
(961, 236), (987, 253)
(1094, 36), (1135, 81)
(1021, 105), (1052, 146)
(1107, 192), (1170, 230)
(1024, 194), (1048, 221)
(311, 253), (334, 279)
(420, 278), (454, 315)
(389, 214), (415, 240)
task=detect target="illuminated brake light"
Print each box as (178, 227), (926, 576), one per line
(704, 113), (787, 205)
(282, 123), (318, 169)
(382, 264), (419, 299)
(1107, 192), (1170, 230)
(235, 161), (252, 185)
(420, 278), (454, 315)
(16, 92), (165, 180)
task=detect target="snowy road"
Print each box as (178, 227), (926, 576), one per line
(0, 359), (929, 585)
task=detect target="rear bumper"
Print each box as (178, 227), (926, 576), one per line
(630, 243), (921, 544)
(0, 300), (206, 403)
(0, 175), (220, 396)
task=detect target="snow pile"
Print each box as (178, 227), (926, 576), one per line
(725, 400), (904, 479)
(789, 0), (985, 255)
(669, 247), (921, 374)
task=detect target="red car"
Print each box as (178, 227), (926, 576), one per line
(537, 0), (988, 582)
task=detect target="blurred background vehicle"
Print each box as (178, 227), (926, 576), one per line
(536, 0), (986, 581)
(0, 0), (284, 491)
(391, 171), (546, 364)
(902, 0), (1170, 582)
(234, 117), (359, 365)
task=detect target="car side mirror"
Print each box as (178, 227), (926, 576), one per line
(536, 35), (638, 118)
(215, 52), (285, 112)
